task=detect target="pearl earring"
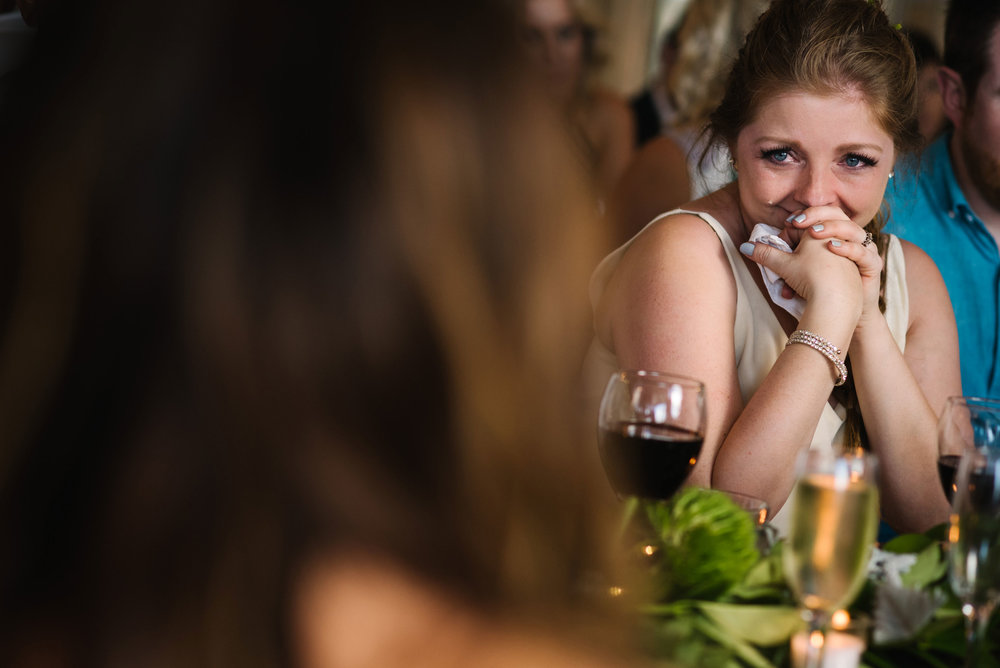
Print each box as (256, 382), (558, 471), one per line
(888, 171), (894, 179)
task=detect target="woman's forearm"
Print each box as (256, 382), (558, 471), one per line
(712, 308), (857, 513)
(848, 317), (950, 532)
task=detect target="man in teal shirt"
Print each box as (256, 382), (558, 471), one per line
(884, 0), (1000, 399)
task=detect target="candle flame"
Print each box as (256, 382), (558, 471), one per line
(831, 609), (850, 630)
(948, 515), (960, 544)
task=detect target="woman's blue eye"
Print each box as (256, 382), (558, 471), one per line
(844, 153), (877, 168)
(762, 148), (790, 163)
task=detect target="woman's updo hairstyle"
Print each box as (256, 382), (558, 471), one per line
(708, 0), (922, 157)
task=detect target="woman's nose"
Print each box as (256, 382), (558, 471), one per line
(795, 165), (835, 208)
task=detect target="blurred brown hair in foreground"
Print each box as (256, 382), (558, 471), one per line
(0, 0), (638, 666)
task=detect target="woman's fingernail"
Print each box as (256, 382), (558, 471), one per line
(812, 224), (824, 232)
(792, 213), (807, 223)
(739, 242), (755, 256)
(785, 213), (797, 222)
(830, 239), (842, 247)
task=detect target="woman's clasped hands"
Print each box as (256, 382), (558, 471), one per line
(742, 204), (883, 328)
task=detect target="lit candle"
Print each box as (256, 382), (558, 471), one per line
(790, 629), (865, 668)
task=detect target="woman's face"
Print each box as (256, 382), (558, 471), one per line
(521, 0), (585, 103)
(734, 90), (896, 232)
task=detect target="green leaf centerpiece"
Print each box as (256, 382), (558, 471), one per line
(618, 488), (999, 667)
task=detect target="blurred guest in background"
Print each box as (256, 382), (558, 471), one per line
(607, 132), (691, 245)
(905, 27), (947, 144)
(653, 0), (764, 195)
(629, 24), (679, 148)
(884, 0), (1000, 399)
(517, 0), (634, 206)
(609, 0), (764, 242)
(0, 0), (641, 666)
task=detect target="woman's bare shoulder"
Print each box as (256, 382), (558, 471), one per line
(896, 236), (955, 327)
(896, 237), (949, 297)
(896, 237), (938, 275)
(597, 187), (743, 327)
(622, 189), (738, 261)
(594, 205), (740, 376)
(616, 210), (721, 266)
(602, 208), (735, 317)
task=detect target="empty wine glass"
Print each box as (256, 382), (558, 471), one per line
(719, 488), (775, 553)
(948, 446), (1000, 667)
(718, 489), (771, 528)
(938, 396), (1000, 503)
(783, 449), (879, 668)
(597, 370), (705, 500)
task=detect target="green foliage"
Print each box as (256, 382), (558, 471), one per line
(638, 488), (761, 600)
(621, 493), (1000, 668)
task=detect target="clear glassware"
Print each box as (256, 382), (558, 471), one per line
(947, 445), (1000, 667)
(783, 449), (879, 668)
(938, 396), (1000, 503)
(597, 370), (705, 500)
(718, 488), (775, 554)
(718, 488), (770, 528)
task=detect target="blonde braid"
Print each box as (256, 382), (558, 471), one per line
(837, 208), (889, 452)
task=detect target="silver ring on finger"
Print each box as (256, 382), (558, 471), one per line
(861, 231), (873, 247)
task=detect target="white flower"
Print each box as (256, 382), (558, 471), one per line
(867, 547), (918, 587)
(867, 547), (946, 644)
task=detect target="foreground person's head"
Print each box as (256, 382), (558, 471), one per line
(0, 0), (623, 665)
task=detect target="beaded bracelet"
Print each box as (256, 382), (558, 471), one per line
(786, 329), (848, 387)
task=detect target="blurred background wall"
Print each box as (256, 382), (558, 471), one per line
(598, 0), (946, 97)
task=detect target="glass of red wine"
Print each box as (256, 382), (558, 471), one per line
(947, 445), (1000, 667)
(597, 370), (705, 500)
(938, 396), (1000, 503)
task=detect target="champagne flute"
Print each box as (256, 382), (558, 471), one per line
(938, 396), (1000, 503)
(597, 370), (705, 500)
(783, 450), (879, 668)
(948, 446), (1000, 667)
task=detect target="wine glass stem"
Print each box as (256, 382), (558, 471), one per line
(802, 613), (826, 668)
(963, 605), (991, 668)
(804, 641), (823, 668)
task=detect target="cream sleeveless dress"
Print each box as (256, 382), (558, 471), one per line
(585, 209), (909, 534)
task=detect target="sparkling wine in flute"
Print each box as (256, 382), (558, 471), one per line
(785, 472), (879, 613)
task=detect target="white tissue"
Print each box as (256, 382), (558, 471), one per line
(748, 223), (806, 320)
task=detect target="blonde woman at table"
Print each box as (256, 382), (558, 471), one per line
(0, 0), (643, 666)
(587, 0), (961, 535)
